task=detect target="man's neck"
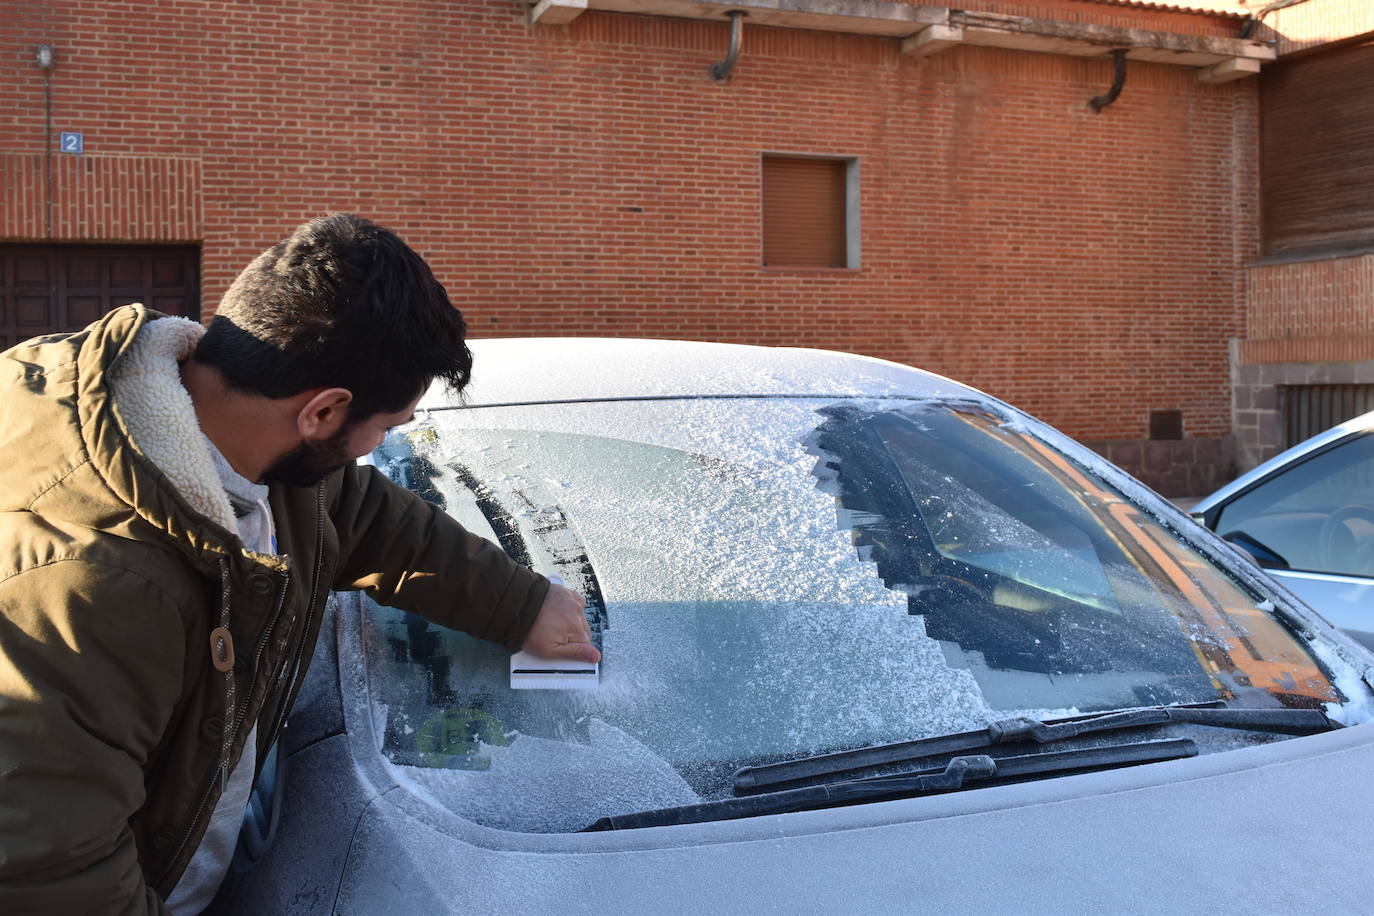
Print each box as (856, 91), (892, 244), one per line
(179, 358), (287, 484)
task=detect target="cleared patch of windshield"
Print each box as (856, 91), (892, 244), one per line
(359, 398), (1343, 833)
(810, 403), (1339, 711)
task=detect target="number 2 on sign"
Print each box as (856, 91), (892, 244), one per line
(59, 132), (83, 154)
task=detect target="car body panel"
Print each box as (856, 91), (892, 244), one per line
(211, 341), (1374, 914)
(1261, 571), (1374, 650)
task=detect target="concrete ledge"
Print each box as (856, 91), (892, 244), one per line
(901, 23), (964, 57)
(529, 0), (1273, 76)
(949, 10), (1275, 67)
(531, 0), (588, 25)
(1198, 57), (1262, 84)
(565, 0), (947, 36)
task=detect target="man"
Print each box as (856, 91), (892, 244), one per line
(0, 214), (600, 914)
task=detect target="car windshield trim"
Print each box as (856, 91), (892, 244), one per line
(1269, 569), (1374, 585)
(422, 393), (936, 411)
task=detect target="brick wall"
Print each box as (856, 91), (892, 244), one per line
(3, 0), (1257, 466)
(1233, 253), (1374, 468)
(0, 153), (202, 240)
(1241, 254), (1374, 365)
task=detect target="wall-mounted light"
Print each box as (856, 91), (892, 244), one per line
(36, 43), (54, 70)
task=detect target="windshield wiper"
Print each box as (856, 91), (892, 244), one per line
(584, 738), (1197, 832)
(732, 705), (1339, 792)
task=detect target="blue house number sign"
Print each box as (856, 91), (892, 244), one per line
(60, 132), (84, 154)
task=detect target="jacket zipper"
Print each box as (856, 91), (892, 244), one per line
(261, 484), (327, 753)
(156, 562), (292, 889)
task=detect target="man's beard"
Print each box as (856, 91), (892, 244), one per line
(263, 425), (354, 487)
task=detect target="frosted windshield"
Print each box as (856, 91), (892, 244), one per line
(359, 398), (1341, 833)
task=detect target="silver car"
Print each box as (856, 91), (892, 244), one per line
(212, 339), (1374, 914)
(1192, 410), (1374, 650)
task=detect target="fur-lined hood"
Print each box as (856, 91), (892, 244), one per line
(107, 314), (237, 534)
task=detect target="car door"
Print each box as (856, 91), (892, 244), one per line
(1199, 431), (1374, 649)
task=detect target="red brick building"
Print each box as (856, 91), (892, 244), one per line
(1229, 0), (1374, 471)
(3, 0), (1370, 494)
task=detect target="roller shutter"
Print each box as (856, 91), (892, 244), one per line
(761, 156), (848, 268)
(1261, 40), (1374, 258)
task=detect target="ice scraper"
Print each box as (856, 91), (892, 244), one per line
(509, 575), (600, 689)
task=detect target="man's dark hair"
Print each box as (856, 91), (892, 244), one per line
(194, 213), (471, 419)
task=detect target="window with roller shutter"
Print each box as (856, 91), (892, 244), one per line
(761, 155), (858, 269)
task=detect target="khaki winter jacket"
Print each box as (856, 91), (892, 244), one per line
(0, 305), (548, 914)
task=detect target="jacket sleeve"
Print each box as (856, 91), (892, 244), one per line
(326, 463), (549, 651)
(0, 561), (180, 916)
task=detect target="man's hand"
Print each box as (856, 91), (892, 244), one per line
(521, 580), (601, 663)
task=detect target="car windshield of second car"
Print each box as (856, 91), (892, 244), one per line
(359, 398), (1351, 833)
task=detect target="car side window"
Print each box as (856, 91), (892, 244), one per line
(1215, 433), (1374, 578)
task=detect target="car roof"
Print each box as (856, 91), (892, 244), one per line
(435, 338), (974, 408)
(1193, 407), (1374, 514)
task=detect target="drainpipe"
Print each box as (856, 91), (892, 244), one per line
(1089, 49), (1129, 113)
(711, 10), (747, 83)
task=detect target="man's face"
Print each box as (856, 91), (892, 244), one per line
(264, 393), (423, 487)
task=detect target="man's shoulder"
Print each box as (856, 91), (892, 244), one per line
(0, 510), (201, 599)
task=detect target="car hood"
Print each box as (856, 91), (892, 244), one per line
(264, 701), (1374, 914)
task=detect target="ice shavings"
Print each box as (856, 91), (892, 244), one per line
(1306, 635), (1374, 726)
(385, 719), (697, 833)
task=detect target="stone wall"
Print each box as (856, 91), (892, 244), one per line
(1231, 355), (1374, 471)
(1085, 436), (1235, 498)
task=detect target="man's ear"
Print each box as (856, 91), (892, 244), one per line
(296, 388), (354, 440)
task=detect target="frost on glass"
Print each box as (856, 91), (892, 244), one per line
(358, 398), (1346, 834)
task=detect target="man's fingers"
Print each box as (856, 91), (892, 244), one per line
(562, 641), (601, 664)
(523, 638), (601, 664)
(522, 581), (599, 662)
